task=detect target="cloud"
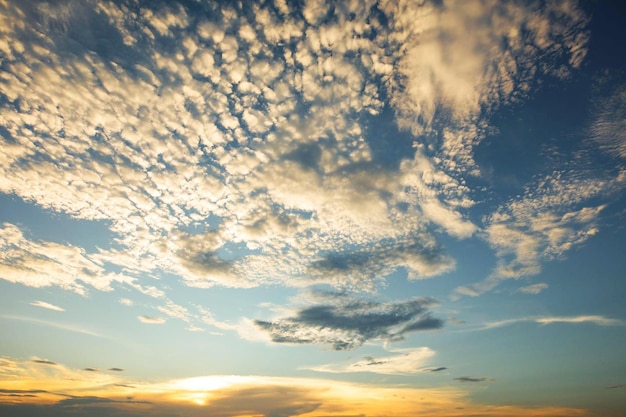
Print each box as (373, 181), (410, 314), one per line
(0, 0), (617, 349)
(138, 315), (166, 324)
(1, 315), (102, 337)
(480, 315), (625, 330)
(82, 368), (99, 372)
(308, 347), (436, 375)
(31, 359), (57, 366)
(29, 301), (65, 312)
(589, 80), (626, 160)
(428, 367), (448, 372)
(454, 376), (493, 383)
(253, 291), (443, 350)
(118, 298), (134, 307)
(517, 283), (548, 295)
(0, 357), (588, 417)
(107, 368), (124, 372)
(0, 223), (136, 295)
(534, 315), (624, 326)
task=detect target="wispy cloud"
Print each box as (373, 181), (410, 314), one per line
(307, 347), (436, 375)
(30, 300), (65, 312)
(517, 283), (548, 295)
(138, 315), (166, 324)
(480, 315), (625, 330)
(1, 315), (102, 337)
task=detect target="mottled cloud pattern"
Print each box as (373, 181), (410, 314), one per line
(0, 0), (601, 298)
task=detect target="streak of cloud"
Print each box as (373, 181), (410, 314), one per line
(29, 301), (65, 312)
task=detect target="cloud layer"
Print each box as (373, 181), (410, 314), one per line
(0, 0), (605, 302)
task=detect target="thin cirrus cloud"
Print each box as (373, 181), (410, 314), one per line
(479, 315), (625, 330)
(29, 300), (65, 312)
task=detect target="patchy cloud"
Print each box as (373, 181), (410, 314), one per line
(253, 292), (443, 350)
(0, 0), (593, 300)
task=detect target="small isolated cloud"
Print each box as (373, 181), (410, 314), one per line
(119, 298), (134, 307)
(186, 325), (204, 332)
(108, 368), (124, 372)
(309, 347), (436, 375)
(517, 283), (548, 295)
(253, 291), (443, 350)
(428, 367), (448, 372)
(82, 367), (99, 372)
(32, 358), (57, 365)
(29, 300), (65, 312)
(138, 315), (166, 324)
(606, 384), (624, 389)
(454, 376), (493, 383)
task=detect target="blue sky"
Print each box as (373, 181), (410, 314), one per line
(0, 0), (625, 416)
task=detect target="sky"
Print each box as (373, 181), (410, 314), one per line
(0, 0), (625, 416)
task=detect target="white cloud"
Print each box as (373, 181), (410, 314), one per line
(138, 315), (166, 324)
(308, 347), (436, 375)
(0, 0), (606, 310)
(480, 315), (625, 330)
(29, 300), (65, 312)
(517, 283), (548, 295)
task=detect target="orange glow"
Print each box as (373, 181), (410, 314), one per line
(0, 357), (592, 417)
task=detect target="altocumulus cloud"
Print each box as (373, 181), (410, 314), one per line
(253, 292), (443, 350)
(0, 0), (602, 306)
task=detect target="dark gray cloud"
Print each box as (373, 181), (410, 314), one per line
(454, 376), (493, 383)
(32, 359), (57, 365)
(428, 367), (448, 372)
(108, 368), (124, 372)
(254, 293), (443, 350)
(57, 396), (150, 406)
(82, 367), (99, 372)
